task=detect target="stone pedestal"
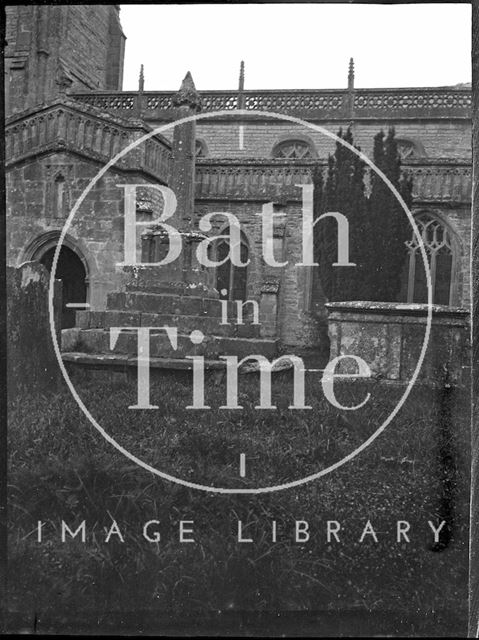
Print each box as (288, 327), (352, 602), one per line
(140, 227), (216, 294)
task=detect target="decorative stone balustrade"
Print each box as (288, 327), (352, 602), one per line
(195, 158), (472, 204)
(5, 100), (172, 183)
(71, 87), (471, 121)
(353, 88), (471, 118)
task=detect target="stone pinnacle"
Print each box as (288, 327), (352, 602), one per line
(172, 71), (202, 111)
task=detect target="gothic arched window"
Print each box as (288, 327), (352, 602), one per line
(396, 139), (425, 160)
(400, 212), (459, 306)
(213, 229), (249, 301)
(272, 139), (315, 159)
(196, 139), (208, 158)
(54, 174), (65, 218)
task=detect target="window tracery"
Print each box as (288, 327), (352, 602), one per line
(273, 139), (315, 159)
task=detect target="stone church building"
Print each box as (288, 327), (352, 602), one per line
(5, 5), (472, 370)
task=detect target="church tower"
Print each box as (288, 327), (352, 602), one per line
(5, 4), (125, 115)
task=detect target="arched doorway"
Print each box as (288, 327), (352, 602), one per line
(39, 246), (87, 328)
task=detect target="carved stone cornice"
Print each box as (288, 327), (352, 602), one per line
(5, 99), (171, 183)
(194, 158), (472, 205)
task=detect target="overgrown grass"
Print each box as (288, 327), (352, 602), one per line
(7, 370), (470, 634)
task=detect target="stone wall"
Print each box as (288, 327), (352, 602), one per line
(326, 301), (470, 386)
(5, 5), (125, 116)
(194, 200), (324, 350)
(194, 156), (471, 349)
(192, 120), (472, 160)
(72, 88), (471, 160)
(193, 197), (471, 351)
(6, 152), (163, 311)
(6, 100), (171, 312)
(6, 101), (470, 351)
(62, 5), (125, 92)
(443, 205), (472, 307)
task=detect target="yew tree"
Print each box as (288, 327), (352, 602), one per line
(313, 126), (413, 303)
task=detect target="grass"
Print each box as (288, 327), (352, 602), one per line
(6, 369), (471, 635)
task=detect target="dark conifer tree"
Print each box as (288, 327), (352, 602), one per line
(348, 143), (371, 299)
(314, 155), (336, 301)
(312, 126), (413, 303)
(312, 161), (324, 265)
(314, 127), (368, 301)
(368, 127), (413, 301)
(311, 162), (328, 312)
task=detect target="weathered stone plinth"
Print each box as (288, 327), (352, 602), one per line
(122, 264), (215, 299)
(326, 301), (470, 386)
(61, 271), (280, 371)
(140, 228), (215, 293)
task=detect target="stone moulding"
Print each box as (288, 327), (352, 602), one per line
(5, 99), (172, 183)
(325, 300), (469, 319)
(194, 158), (472, 205)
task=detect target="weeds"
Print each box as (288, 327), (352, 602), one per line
(7, 371), (470, 629)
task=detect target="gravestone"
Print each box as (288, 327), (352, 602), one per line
(7, 261), (62, 395)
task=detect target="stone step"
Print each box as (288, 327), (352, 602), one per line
(106, 291), (258, 323)
(63, 328), (279, 360)
(75, 310), (261, 338)
(125, 280), (213, 297)
(62, 352), (227, 371)
(62, 352), (299, 375)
